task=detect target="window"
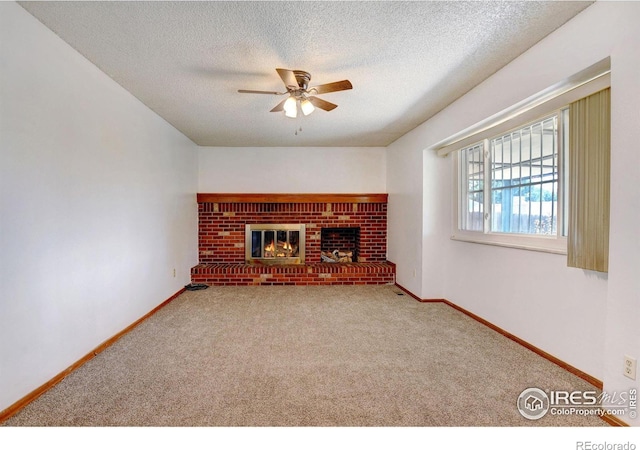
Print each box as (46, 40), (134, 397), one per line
(441, 61), (610, 254)
(455, 112), (568, 254)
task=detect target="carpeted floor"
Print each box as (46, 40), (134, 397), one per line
(2, 285), (608, 426)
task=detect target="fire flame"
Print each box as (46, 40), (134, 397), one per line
(265, 240), (293, 258)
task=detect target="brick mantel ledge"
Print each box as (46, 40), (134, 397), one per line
(196, 193), (388, 203)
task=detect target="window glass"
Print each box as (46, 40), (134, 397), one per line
(459, 143), (484, 232)
(489, 116), (558, 235)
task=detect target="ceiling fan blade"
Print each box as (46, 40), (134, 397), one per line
(238, 89), (283, 95)
(308, 96), (338, 111)
(276, 68), (299, 90)
(270, 98), (288, 112)
(309, 80), (353, 95)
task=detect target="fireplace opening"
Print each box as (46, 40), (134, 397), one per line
(245, 224), (305, 264)
(321, 227), (360, 263)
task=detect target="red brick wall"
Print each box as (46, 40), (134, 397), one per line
(198, 202), (387, 264)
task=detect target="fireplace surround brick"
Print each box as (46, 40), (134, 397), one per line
(191, 194), (394, 286)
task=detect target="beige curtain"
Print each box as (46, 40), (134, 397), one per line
(567, 88), (610, 272)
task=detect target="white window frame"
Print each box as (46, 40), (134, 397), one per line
(438, 61), (611, 254)
(452, 111), (567, 254)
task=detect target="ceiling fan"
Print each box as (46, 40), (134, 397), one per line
(238, 68), (352, 118)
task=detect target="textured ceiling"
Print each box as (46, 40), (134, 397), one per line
(19, 1), (593, 147)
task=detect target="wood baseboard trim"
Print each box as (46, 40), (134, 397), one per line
(442, 299), (604, 390)
(0, 287), (186, 424)
(393, 283), (626, 426)
(393, 283), (425, 301)
(2, 284), (625, 427)
(394, 282), (603, 391)
(600, 413), (630, 427)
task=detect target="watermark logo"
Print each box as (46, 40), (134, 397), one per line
(517, 387), (550, 420)
(576, 442), (636, 450)
(517, 387), (637, 420)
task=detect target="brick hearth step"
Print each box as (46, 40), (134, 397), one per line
(190, 262), (396, 286)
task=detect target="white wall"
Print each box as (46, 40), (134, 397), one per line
(387, 1), (640, 424)
(0, 3), (198, 412)
(198, 146), (386, 193)
(601, 2), (640, 425)
(386, 126), (448, 297)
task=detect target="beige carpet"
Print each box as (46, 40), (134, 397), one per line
(3, 285), (607, 426)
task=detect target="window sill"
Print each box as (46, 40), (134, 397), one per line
(450, 232), (567, 255)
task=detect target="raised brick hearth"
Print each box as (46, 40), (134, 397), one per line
(192, 262), (395, 286)
(191, 193), (395, 286)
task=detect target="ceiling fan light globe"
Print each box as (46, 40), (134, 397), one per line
(301, 99), (315, 116)
(285, 109), (297, 118)
(283, 96), (297, 115)
(284, 104), (297, 119)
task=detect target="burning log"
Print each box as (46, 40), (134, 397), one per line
(266, 240), (299, 258)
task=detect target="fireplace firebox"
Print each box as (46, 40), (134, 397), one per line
(245, 224), (305, 264)
(321, 227), (360, 262)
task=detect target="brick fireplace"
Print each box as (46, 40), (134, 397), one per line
(191, 193), (395, 286)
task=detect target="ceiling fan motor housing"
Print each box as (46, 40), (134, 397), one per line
(292, 70), (311, 92)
